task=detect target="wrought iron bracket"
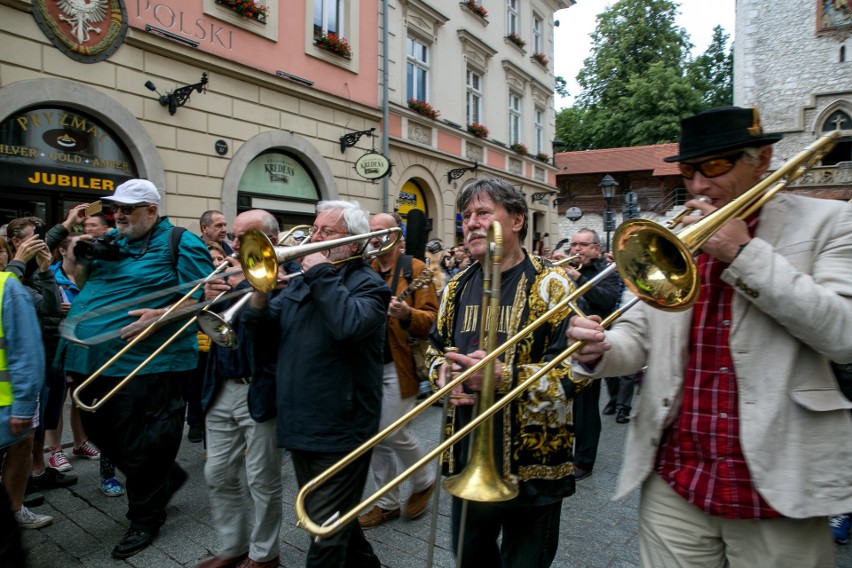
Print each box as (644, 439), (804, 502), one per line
(339, 128), (376, 154)
(447, 162), (478, 184)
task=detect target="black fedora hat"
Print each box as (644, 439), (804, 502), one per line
(663, 106), (782, 163)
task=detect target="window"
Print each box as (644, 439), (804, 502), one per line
(534, 107), (544, 154)
(507, 0), (520, 36)
(407, 36), (430, 102)
(466, 70), (482, 125)
(509, 93), (522, 144)
(532, 15), (542, 53)
(314, 0), (344, 38)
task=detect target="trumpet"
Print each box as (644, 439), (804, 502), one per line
(291, 131), (840, 540)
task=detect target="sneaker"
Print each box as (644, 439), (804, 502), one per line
(72, 440), (101, 460)
(358, 505), (400, 529)
(830, 514), (851, 545)
(100, 477), (126, 497)
(14, 506), (53, 529)
(31, 467), (79, 490)
(48, 449), (72, 472)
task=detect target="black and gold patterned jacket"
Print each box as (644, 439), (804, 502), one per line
(426, 254), (590, 495)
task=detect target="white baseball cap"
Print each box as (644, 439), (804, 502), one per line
(104, 179), (161, 206)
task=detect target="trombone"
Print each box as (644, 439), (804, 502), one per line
(552, 253), (581, 268)
(72, 255), (239, 412)
(238, 226), (402, 292)
(196, 225), (312, 349)
(292, 130), (840, 540)
(197, 225), (400, 348)
(614, 130), (840, 310)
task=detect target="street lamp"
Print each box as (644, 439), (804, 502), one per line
(599, 174), (619, 252)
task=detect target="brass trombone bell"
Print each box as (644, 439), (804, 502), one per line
(238, 227), (403, 292)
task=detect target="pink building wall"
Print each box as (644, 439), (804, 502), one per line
(127, 0), (379, 108)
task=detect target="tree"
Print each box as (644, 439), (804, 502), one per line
(555, 0), (733, 151)
(576, 0), (691, 110)
(688, 25), (733, 108)
(555, 76), (570, 99)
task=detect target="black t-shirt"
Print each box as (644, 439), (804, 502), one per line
(452, 260), (526, 356)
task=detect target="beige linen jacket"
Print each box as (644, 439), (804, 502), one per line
(574, 194), (852, 518)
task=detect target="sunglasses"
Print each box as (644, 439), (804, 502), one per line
(678, 152), (744, 180)
(104, 204), (149, 215)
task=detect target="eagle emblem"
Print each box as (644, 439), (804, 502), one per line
(57, 0), (108, 44)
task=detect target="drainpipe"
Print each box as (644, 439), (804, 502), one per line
(381, 0), (390, 212)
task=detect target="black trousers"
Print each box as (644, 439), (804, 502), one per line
(75, 371), (188, 533)
(572, 378), (602, 471)
(290, 449), (380, 568)
(451, 497), (562, 568)
(605, 375), (636, 411)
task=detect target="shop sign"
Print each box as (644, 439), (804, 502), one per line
(354, 152), (392, 182)
(397, 180), (426, 217)
(239, 151), (319, 200)
(0, 107), (136, 190)
(31, 0), (128, 63)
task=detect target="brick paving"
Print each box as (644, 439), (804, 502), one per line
(21, 398), (852, 567)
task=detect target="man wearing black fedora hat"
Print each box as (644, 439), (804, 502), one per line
(568, 106), (852, 567)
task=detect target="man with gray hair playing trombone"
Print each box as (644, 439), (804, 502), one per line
(246, 199), (389, 567)
(59, 179), (212, 559)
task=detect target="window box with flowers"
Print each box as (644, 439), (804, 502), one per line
(535, 152), (550, 163)
(467, 123), (489, 138)
(461, 0), (488, 20)
(531, 53), (549, 67)
(408, 99), (440, 120)
(510, 142), (528, 155)
(215, 0), (267, 22)
(506, 32), (526, 50)
(314, 33), (352, 59)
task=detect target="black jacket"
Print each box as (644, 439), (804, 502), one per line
(248, 259), (390, 452)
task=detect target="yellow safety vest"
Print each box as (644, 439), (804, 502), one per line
(0, 272), (14, 406)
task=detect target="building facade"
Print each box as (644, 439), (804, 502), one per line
(0, 0), (569, 249)
(735, 0), (852, 200)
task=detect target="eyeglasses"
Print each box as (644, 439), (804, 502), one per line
(678, 152), (744, 180)
(104, 204), (149, 215)
(308, 226), (350, 239)
(570, 241), (597, 248)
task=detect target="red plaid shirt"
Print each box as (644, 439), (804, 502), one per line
(656, 214), (780, 519)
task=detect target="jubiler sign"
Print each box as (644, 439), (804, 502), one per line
(0, 107), (135, 192)
(354, 152), (392, 181)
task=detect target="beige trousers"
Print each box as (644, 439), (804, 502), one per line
(639, 474), (834, 568)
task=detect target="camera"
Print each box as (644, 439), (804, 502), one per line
(74, 234), (125, 262)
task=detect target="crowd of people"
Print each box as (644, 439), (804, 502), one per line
(0, 105), (850, 568)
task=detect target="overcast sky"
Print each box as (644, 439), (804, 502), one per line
(553, 0), (736, 109)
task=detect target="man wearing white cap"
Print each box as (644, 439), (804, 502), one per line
(59, 179), (213, 559)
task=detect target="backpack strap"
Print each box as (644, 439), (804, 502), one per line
(169, 226), (187, 268)
(400, 254), (413, 283)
